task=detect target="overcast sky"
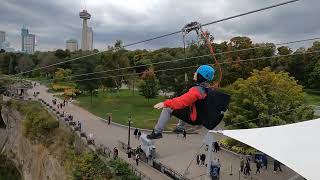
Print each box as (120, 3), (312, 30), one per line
(0, 0), (319, 51)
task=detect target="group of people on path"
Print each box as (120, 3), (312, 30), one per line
(196, 154), (207, 166)
(133, 128), (142, 139)
(240, 156), (283, 176)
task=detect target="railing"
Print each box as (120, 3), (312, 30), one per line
(152, 160), (189, 180)
(118, 140), (190, 180)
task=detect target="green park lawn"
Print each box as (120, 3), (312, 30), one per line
(76, 90), (178, 130)
(305, 89), (320, 106)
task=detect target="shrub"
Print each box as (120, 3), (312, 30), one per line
(220, 138), (257, 155)
(110, 159), (141, 180)
(12, 101), (60, 144)
(69, 151), (113, 180)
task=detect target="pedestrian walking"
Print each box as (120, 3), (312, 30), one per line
(196, 154), (200, 166)
(244, 159), (251, 175)
(137, 130), (141, 139)
(255, 159), (261, 174)
(183, 130), (186, 139)
(273, 160), (282, 173)
(213, 142), (220, 152)
(240, 157), (244, 173)
(135, 153), (140, 166)
(134, 128), (138, 138)
(200, 154), (206, 166)
(78, 121), (82, 130)
(108, 114), (111, 125)
(113, 147), (118, 159)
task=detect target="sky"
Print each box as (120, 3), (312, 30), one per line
(0, 0), (319, 51)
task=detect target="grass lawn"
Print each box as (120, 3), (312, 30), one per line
(76, 90), (179, 130)
(305, 89), (320, 106)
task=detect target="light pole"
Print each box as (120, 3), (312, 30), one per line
(127, 114), (132, 158)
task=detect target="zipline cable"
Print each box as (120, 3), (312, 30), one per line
(70, 50), (320, 83)
(2, 0), (301, 78)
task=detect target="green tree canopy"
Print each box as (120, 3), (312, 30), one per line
(138, 70), (159, 102)
(224, 67), (314, 129)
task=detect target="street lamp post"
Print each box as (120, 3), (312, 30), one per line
(127, 115), (132, 158)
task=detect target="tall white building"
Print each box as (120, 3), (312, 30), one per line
(87, 27), (93, 50)
(66, 39), (78, 52)
(21, 26), (35, 54)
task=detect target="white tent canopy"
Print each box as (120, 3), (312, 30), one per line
(210, 118), (320, 180)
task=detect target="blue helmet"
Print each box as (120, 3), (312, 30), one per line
(196, 65), (215, 81)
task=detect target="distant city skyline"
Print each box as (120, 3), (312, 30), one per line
(21, 26), (35, 54)
(0, 0), (319, 51)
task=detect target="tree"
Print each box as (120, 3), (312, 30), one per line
(54, 68), (72, 82)
(55, 49), (70, 59)
(17, 55), (34, 74)
(138, 70), (159, 102)
(308, 59), (320, 89)
(224, 67), (314, 129)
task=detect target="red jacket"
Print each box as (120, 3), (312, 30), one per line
(164, 87), (207, 121)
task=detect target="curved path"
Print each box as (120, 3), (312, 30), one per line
(28, 84), (299, 180)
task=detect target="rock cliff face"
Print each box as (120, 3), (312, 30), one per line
(0, 106), (67, 180)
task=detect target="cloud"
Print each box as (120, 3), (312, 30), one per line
(0, 0), (319, 51)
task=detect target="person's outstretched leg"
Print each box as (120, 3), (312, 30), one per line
(147, 108), (173, 139)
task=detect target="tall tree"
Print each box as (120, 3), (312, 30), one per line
(224, 67), (314, 129)
(138, 70), (159, 102)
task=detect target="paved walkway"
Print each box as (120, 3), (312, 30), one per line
(29, 84), (299, 180)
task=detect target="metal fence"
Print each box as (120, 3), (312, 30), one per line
(118, 140), (190, 180)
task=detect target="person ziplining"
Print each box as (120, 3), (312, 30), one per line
(147, 22), (230, 139)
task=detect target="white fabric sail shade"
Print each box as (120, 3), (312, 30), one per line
(210, 118), (320, 180)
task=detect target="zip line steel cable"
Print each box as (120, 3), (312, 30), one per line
(1, 47), (319, 85)
(19, 36), (320, 82)
(65, 50), (320, 83)
(1, 48), (318, 85)
(2, 0), (301, 79)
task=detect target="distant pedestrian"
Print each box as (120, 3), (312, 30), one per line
(200, 154), (206, 166)
(182, 130), (186, 139)
(240, 157), (244, 173)
(255, 159), (261, 174)
(77, 121), (82, 130)
(196, 154), (200, 166)
(137, 130), (141, 139)
(273, 160), (282, 173)
(113, 147), (118, 159)
(108, 115), (111, 125)
(134, 128), (138, 138)
(135, 153), (140, 166)
(244, 159), (251, 175)
(213, 142), (220, 152)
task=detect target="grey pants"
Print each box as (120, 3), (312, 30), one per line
(154, 108), (186, 133)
